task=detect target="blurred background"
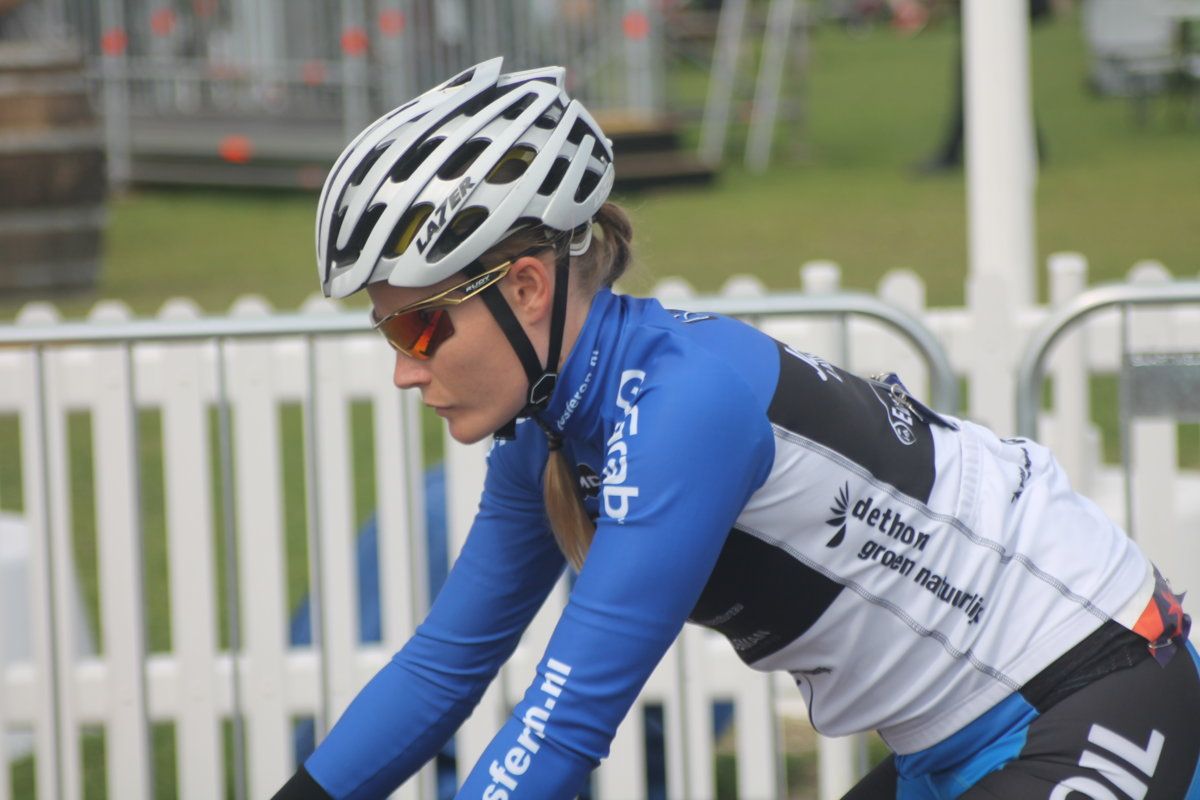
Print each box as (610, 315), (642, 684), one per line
(0, 0), (1197, 320)
(1, 1), (1199, 798)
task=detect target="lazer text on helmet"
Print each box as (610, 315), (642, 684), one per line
(415, 175), (476, 254)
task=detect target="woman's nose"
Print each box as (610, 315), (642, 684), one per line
(392, 351), (431, 390)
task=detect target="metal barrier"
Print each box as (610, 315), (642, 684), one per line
(665, 289), (959, 413)
(0, 289), (956, 800)
(1016, 280), (1200, 536)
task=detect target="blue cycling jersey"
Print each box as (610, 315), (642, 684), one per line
(303, 288), (1155, 800)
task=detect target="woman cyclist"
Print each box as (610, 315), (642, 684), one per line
(275, 58), (1200, 799)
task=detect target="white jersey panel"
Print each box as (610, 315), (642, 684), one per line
(731, 418), (1151, 752)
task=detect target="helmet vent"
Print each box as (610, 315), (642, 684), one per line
(386, 203), (434, 257)
(566, 119), (593, 146)
(428, 206), (488, 261)
(446, 67), (475, 88)
(534, 105), (564, 129)
(347, 143), (388, 187)
(501, 92), (537, 120)
(537, 157), (571, 196)
(459, 86), (505, 117)
(390, 136), (444, 182)
(332, 203), (386, 268)
(386, 98), (419, 120)
(574, 169), (602, 203)
(437, 139), (490, 180)
(486, 145), (537, 184)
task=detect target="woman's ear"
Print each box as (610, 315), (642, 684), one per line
(503, 255), (555, 324)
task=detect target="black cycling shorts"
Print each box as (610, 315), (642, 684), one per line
(844, 628), (1200, 799)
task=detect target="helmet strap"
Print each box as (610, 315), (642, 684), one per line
(476, 236), (572, 441)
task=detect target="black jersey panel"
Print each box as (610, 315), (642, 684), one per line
(767, 342), (936, 503)
(689, 527), (845, 664)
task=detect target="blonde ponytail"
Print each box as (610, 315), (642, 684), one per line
(543, 445), (595, 571)
(482, 202), (636, 569)
(537, 202), (635, 569)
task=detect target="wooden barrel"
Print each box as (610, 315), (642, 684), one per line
(0, 42), (107, 292)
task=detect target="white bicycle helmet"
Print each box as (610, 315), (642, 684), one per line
(316, 56), (615, 298)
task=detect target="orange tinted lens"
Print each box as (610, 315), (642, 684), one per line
(379, 307), (454, 359)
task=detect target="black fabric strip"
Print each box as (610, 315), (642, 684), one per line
(544, 247), (571, 384)
(689, 528), (845, 665)
(270, 766), (333, 800)
(480, 283), (544, 389)
(1019, 619), (1150, 713)
(767, 341), (937, 503)
(478, 232), (572, 440)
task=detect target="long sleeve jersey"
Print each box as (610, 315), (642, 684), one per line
(304, 288), (1154, 799)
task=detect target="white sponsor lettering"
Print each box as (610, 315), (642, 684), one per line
(481, 659), (572, 800)
(1050, 724), (1164, 800)
(602, 370), (645, 522)
(556, 350), (600, 431)
(784, 346), (842, 383)
(670, 309), (714, 324)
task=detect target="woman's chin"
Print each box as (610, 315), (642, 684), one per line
(444, 403), (526, 445)
(445, 415), (490, 445)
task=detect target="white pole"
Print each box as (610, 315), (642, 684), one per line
(962, 0), (1037, 432)
(98, 0), (131, 187)
(745, 0), (796, 172)
(698, 0), (747, 166)
(817, 734), (867, 800)
(341, 0), (371, 142)
(963, 0), (1036, 306)
(623, 0), (656, 118)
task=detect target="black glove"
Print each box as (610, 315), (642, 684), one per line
(271, 766), (333, 799)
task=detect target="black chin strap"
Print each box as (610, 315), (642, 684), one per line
(479, 235), (573, 441)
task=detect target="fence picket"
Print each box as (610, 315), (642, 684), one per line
(371, 373), (428, 648)
(442, 433), (499, 780)
(877, 269), (932, 403)
(594, 701), (647, 800)
(964, 270), (1021, 433)
(797, 261), (847, 368)
(732, 665), (779, 800)
(225, 301), (294, 796)
(5, 347), (45, 800)
(0, 352), (21, 800)
(86, 303), (153, 800)
(1045, 254), (1091, 490)
(659, 645), (691, 800)
(158, 300), (224, 799)
(16, 302), (85, 800)
(1126, 266), (1181, 569)
(309, 333), (362, 729)
(678, 627), (716, 800)
(367, 352), (432, 800)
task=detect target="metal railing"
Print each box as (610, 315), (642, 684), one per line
(668, 289), (960, 413)
(1016, 281), (1200, 437)
(1, 290), (960, 406)
(1016, 280), (1200, 537)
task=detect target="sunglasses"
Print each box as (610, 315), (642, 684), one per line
(370, 243), (552, 359)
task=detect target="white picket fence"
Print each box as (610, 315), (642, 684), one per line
(1, 253), (1198, 800)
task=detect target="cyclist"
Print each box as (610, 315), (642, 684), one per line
(275, 58), (1200, 799)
